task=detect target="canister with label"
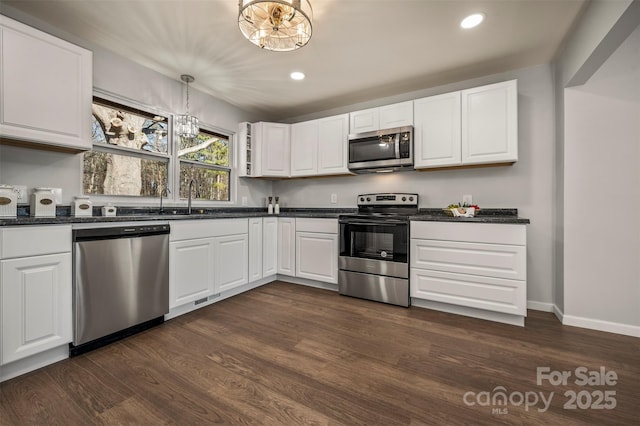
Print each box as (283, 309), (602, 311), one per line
(101, 204), (117, 217)
(30, 188), (56, 217)
(72, 196), (93, 217)
(0, 185), (17, 218)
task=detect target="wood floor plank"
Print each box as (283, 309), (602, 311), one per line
(1, 281), (638, 425)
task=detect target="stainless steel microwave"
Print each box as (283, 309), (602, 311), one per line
(347, 126), (414, 173)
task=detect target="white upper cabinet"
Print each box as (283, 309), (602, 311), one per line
(461, 79), (518, 165)
(290, 120), (318, 176)
(0, 15), (92, 151)
(349, 101), (413, 134)
(379, 101), (413, 129)
(414, 80), (518, 169)
(317, 114), (349, 175)
(291, 114), (349, 177)
(414, 92), (462, 168)
(349, 107), (379, 134)
(253, 122), (291, 177)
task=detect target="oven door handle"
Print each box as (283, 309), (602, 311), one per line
(339, 220), (404, 226)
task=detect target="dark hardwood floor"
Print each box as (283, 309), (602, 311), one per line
(1, 281), (639, 425)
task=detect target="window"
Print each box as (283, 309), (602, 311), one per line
(83, 97), (169, 197)
(178, 129), (231, 201)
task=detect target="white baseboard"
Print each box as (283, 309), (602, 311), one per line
(1, 345), (68, 382)
(277, 274), (339, 292)
(411, 298), (525, 327)
(552, 305), (564, 322)
(165, 276), (275, 320)
(527, 301), (555, 312)
(562, 314), (640, 338)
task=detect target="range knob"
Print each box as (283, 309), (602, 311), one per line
(360, 197), (365, 202)
(366, 197), (371, 202)
(409, 196), (414, 201)
(402, 197), (407, 201)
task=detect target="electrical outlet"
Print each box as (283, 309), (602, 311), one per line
(12, 185), (28, 203)
(241, 196), (248, 206)
(462, 194), (473, 206)
(330, 193), (337, 204)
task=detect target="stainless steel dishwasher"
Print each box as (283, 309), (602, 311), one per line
(71, 223), (170, 356)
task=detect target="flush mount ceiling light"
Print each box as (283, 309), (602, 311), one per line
(175, 74), (200, 140)
(238, 0), (313, 52)
(460, 13), (485, 29)
(290, 71), (305, 80)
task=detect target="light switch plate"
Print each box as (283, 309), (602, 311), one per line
(462, 194), (473, 205)
(52, 188), (63, 204)
(330, 194), (338, 204)
(12, 185), (28, 203)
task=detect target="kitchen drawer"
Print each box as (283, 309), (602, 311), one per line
(0, 225), (71, 259)
(170, 219), (248, 241)
(410, 268), (526, 316)
(411, 239), (526, 280)
(411, 221), (526, 245)
(295, 218), (338, 234)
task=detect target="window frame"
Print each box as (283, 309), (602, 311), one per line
(174, 124), (234, 204)
(83, 89), (237, 206)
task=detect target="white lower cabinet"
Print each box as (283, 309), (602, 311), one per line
(1, 253), (72, 364)
(410, 269), (526, 317)
(296, 232), (338, 283)
(248, 218), (263, 282)
(262, 217), (278, 276)
(277, 218), (296, 276)
(169, 219), (249, 309)
(0, 225), (72, 368)
(169, 238), (215, 308)
(215, 234), (249, 293)
(410, 221), (527, 324)
(295, 218), (338, 284)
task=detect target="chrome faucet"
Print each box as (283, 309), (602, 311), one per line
(187, 179), (199, 214)
(159, 187), (170, 214)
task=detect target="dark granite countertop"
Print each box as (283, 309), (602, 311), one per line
(411, 208), (530, 224)
(0, 207), (356, 226)
(0, 206), (529, 226)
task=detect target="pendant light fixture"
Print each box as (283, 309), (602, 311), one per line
(238, 0), (313, 52)
(175, 74), (199, 140)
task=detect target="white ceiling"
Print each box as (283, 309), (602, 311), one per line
(2, 0), (586, 120)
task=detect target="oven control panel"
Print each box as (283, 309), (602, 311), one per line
(357, 193), (418, 206)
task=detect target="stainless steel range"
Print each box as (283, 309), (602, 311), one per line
(338, 193), (418, 307)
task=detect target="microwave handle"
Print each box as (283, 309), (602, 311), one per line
(394, 133), (400, 159)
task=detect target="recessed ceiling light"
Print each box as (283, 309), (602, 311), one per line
(290, 71), (305, 80)
(460, 13), (485, 29)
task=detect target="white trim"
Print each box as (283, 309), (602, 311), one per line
(411, 298), (525, 327)
(553, 305), (564, 322)
(277, 274), (339, 292)
(527, 300), (555, 312)
(562, 315), (640, 338)
(165, 275), (275, 320)
(1, 345), (69, 382)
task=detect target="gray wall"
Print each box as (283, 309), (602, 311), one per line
(0, 5), (271, 207)
(563, 24), (640, 330)
(275, 64), (556, 308)
(552, 0), (639, 335)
